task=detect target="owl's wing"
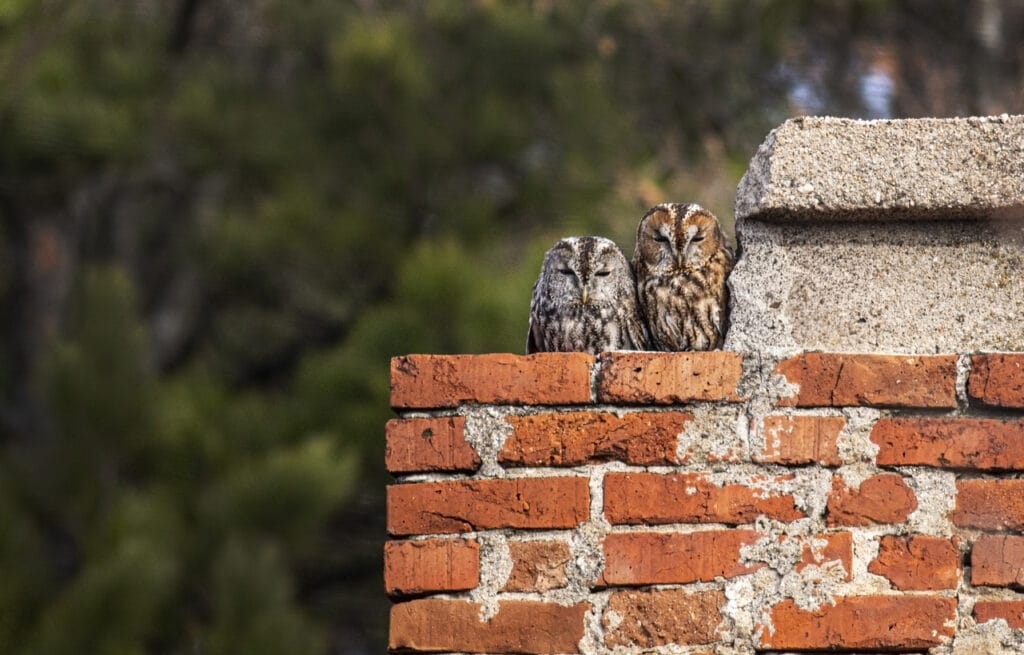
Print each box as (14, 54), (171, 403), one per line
(526, 313), (541, 354)
(526, 280), (541, 354)
(625, 305), (651, 351)
(708, 290), (729, 349)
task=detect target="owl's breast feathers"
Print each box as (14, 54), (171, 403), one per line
(531, 300), (640, 354)
(638, 255), (730, 351)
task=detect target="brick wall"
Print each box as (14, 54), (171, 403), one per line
(384, 351), (1024, 654)
(383, 117), (1024, 653)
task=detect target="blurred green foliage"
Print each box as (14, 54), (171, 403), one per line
(0, 0), (1020, 652)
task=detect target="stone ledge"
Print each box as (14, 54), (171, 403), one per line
(736, 115), (1024, 222)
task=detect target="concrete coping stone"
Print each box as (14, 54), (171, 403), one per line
(736, 115), (1024, 222)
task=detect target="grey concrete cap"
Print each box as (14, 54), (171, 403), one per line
(725, 219), (1024, 354)
(737, 115), (1024, 222)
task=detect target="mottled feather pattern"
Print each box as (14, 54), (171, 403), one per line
(633, 202), (733, 351)
(527, 236), (648, 355)
(525, 203), (732, 355)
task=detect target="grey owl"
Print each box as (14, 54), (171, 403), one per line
(527, 236), (648, 354)
(633, 203), (734, 351)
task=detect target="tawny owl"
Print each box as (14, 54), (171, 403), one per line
(527, 236), (648, 354)
(633, 203), (734, 351)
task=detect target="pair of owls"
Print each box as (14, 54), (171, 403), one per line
(527, 203), (733, 354)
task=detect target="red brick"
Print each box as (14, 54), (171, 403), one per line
(602, 589), (725, 648)
(600, 530), (852, 587)
(604, 472), (804, 525)
(758, 415), (844, 466)
(873, 417), (1024, 470)
(595, 352), (743, 404)
(385, 417), (480, 474)
(972, 535), (1024, 587)
(504, 540), (570, 592)
(600, 530), (761, 585)
(795, 532), (854, 581)
(390, 353), (594, 409)
(969, 353), (1024, 408)
(774, 353), (957, 408)
(500, 411), (688, 467)
(384, 538), (479, 596)
(389, 599), (588, 654)
(757, 596), (956, 650)
(826, 474), (917, 527)
(867, 535), (960, 590)
(387, 477), (589, 536)
(950, 479), (1024, 530)
(975, 600), (1024, 629)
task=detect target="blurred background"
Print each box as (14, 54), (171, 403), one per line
(1, 1), (1022, 653)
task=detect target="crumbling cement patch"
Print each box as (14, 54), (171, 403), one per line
(906, 468), (958, 536)
(470, 532), (514, 620)
(836, 408), (881, 464)
(948, 620), (1024, 655)
(677, 405), (749, 467)
(462, 405), (514, 478)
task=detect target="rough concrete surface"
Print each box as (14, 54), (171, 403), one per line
(736, 115), (1024, 222)
(726, 219), (1024, 353)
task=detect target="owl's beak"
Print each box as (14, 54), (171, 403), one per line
(580, 287), (589, 305)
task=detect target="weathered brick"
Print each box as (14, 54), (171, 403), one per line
(757, 596), (956, 650)
(969, 353), (1024, 408)
(595, 351), (743, 404)
(385, 417), (480, 474)
(600, 530), (761, 586)
(975, 600), (1024, 629)
(972, 535), (1024, 587)
(390, 353), (594, 409)
(600, 530), (852, 587)
(500, 411), (689, 467)
(387, 477), (589, 536)
(604, 472), (803, 525)
(758, 415), (844, 466)
(867, 535), (960, 590)
(795, 532), (854, 581)
(826, 473), (917, 527)
(873, 417), (1024, 470)
(504, 540), (570, 592)
(389, 599), (589, 654)
(602, 589), (725, 648)
(950, 479), (1024, 530)
(384, 538), (479, 596)
(774, 353), (957, 408)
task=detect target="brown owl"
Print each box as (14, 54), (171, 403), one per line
(527, 236), (648, 355)
(633, 203), (733, 351)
